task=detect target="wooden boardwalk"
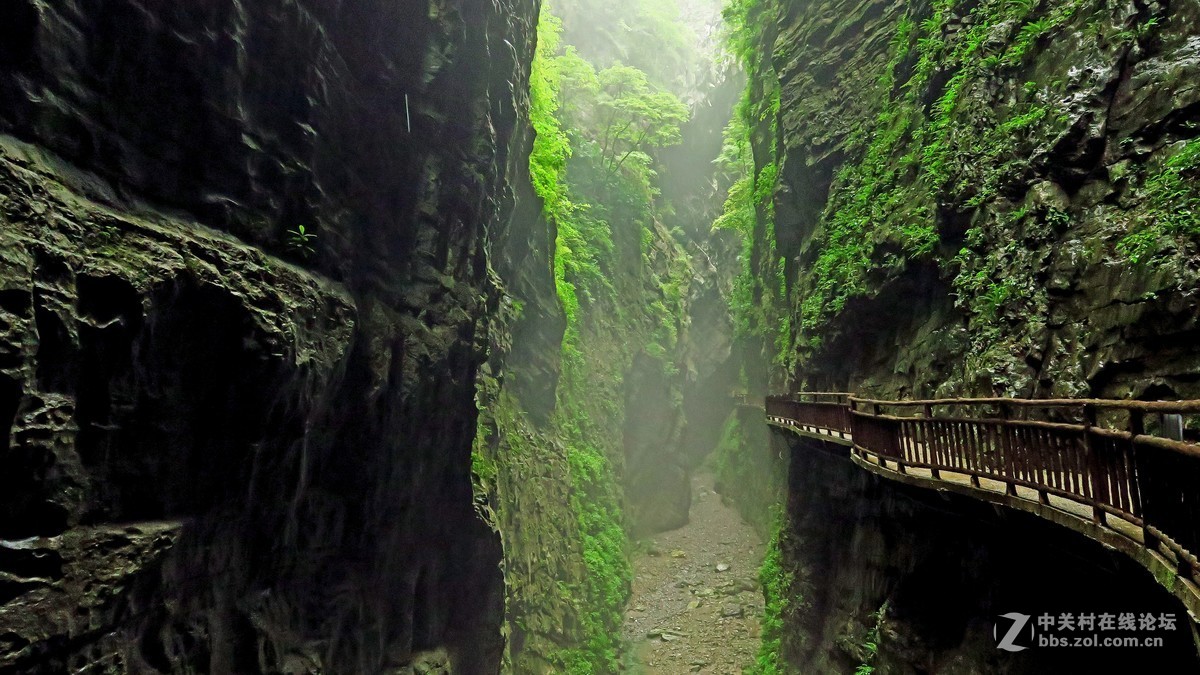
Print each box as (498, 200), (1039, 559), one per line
(763, 392), (1200, 623)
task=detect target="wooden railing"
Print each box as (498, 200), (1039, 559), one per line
(765, 392), (852, 440)
(766, 393), (1200, 593)
(731, 392), (764, 409)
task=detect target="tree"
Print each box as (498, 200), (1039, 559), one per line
(555, 46), (600, 127)
(593, 65), (689, 173)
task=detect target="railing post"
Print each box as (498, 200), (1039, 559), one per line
(1129, 409), (1156, 550)
(968, 401), (982, 487)
(840, 395), (850, 440)
(850, 398), (861, 457)
(1083, 404), (1105, 526)
(873, 403), (888, 470)
(924, 403), (939, 479)
(1000, 402), (1017, 496)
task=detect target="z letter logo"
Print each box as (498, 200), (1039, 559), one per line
(995, 612), (1032, 652)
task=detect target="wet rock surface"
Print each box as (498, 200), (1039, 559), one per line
(0, 0), (542, 671)
(758, 0), (1200, 399)
(623, 472), (764, 674)
(734, 0), (1200, 663)
(775, 436), (1200, 673)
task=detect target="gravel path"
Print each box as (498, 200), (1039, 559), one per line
(622, 471), (766, 674)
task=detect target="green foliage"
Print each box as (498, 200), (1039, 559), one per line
(559, 417), (631, 672)
(532, 4), (691, 330)
(549, 0), (699, 94)
(712, 113), (758, 235)
(529, 10), (634, 671)
(747, 514), (794, 674)
(794, 11), (930, 350)
(1003, 0), (1088, 67)
(593, 65), (690, 173)
(547, 42), (689, 189)
(712, 53), (789, 363)
(284, 224), (316, 258)
(1118, 139), (1200, 263)
(530, 13), (572, 217)
(531, 7), (618, 356)
(712, 112), (776, 353)
(524, 4), (700, 670)
(712, 175), (755, 235)
(530, 7), (593, 335)
(749, 0), (1098, 367)
(855, 602), (889, 675)
(723, 0), (770, 66)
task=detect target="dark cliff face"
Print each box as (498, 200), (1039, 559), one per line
(754, 0), (1200, 399)
(723, 0), (1200, 670)
(0, 1), (541, 672)
(776, 435), (1200, 673)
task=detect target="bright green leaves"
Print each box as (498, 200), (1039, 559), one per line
(547, 0), (698, 93)
(723, 0), (770, 68)
(712, 174), (755, 235)
(560, 419), (630, 673)
(1117, 139), (1200, 263)
(783, 0), (1096, 360)
(530, 11), (572, 219)
(542, 30), (691, 178)
(596, 66), (690, 173)
(747, 515), (794, 675)
(530, 7), (591, 341)
(794, 13), (928, 351)
(555, 47), (601, 123)
(555, 59), (690, 179)
(525, 4), (700, 672)
(284, 224), (317, 259)
(532, 4), (690, 325)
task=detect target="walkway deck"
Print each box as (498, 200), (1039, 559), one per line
(763, 392), (1200, 624)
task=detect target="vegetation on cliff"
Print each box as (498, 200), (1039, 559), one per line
(535, 11), (693, 669)
(714, 0), (795, 386)
(477, 1), (709, 670)
(712, 407), (792, 672)
(715, 0), (1200, 669)
(719, 0), (1200, 398)
(749, 520), (794, 675)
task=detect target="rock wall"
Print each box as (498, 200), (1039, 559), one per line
(725, 0), (1200, 669)
(665, 64), (748, 471)
(775, 432), (1200, 673)
(712, 404), (783, 537)
(0, 1), (541, 672)
(750, 0), (1200, 399)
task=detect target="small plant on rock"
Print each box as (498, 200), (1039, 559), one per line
(856, 601), (889, 675)
(285, 224), (317, 259)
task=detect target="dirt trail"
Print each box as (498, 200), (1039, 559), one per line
(622, 471), (766, 674)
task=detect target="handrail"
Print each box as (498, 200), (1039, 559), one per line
(849, 395), (1200, 414)
(766, 392), (1200, 615)
(764, 395), (853, 440)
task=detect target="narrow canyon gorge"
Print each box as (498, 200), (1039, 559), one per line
(0, 0), (1198, 673)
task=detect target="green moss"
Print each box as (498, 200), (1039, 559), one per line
(712, 409), (782, 535)
(1118, 138), (1200, 263)
(748, 514), (794, 674)
(713, 85), (789, 374)
(721, 0), (1105, 372)
(502, 3), (699, 669)
(1154, 564), (1179, 590)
